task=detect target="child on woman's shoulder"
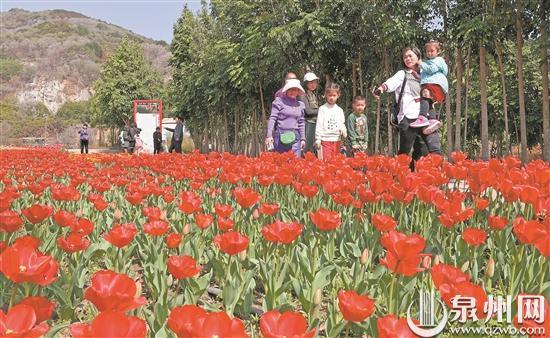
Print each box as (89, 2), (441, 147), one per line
(409, 39), (448, 135)
(346, 95), (368, 156)
(315, 83), (347, 161)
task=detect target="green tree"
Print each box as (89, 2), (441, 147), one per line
(57, 100), (93, 123)
(93, 38), (162, 127)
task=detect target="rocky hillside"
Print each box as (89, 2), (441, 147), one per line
(0, 8), (171, 112)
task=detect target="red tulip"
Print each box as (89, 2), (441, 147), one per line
(487, 215), (508, 231)
(213, 231), (249, 255)
(430, 263), (470, 290)
(475, 197), (490, 210)
(125, 192), (143, 205)
(168, 305), (207, 337)
(0, 210), (23, 232)
(70, 311), (146, 338)
(0, 243), (58, 285)
(84, 270), (147, 312)
(53, 210), (77, 228)
(167, 255), (201, 279)
(12, 235), (41, 250)
(214, 203), (233, 218)
(261, 220), (303, 244)
(18, 296), (55, 323)
(380, 230), (426, 276)
(195, 213), (214, 229)
(260, 310), (315, 338)
(462, 228), (487, 246)
(0, 304), (49, 337)
(51, 185), (80, 201)
(233, 187), (261, 208)
(70, 218), (94, 236)
(372, 213), (397, 232)
(337, 290), (376, 322)
(104, 223), (137, 248)
(143, 220), (170, 236)
(259, 203), (280, 216)
(142, 206), (162, 221)
(21, 204), (53, 224)
(309, 208), (341, 231)
(217, 217), (235, 231)
(376, 314), (420, 338)
(58, 233), (90, 253)
(439, 281), (488, 319)
(166, 233), (182, 249)
(190, 311), (248, 338)
(179, 191), (202, 214)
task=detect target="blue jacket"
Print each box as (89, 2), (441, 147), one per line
(420, 56), (448, 93)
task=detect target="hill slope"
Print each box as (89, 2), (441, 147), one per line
(0, 8), (171, 112)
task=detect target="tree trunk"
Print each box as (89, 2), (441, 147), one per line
(358, 52), (365, 96)
(495, 41), (510, 155)
(259, 80), (267, 129)
(479, 44), (489, 160)
(445, 54), (453, 154)
(352, 58), (357, 98)
(252, 109), (259, 156)
(541, 25), (550, 162)
(383, 48), (393, 155)
(463, 47), (472, 149)
(516, 11), (528, 163)
(375, 98), (381, 154)
(454, 47), (463, 151)
(233, 108), (239, 153)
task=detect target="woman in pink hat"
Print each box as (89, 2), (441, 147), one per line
(265, 79), (306, 157)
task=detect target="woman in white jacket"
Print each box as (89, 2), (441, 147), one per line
(372, 46), (441, 170)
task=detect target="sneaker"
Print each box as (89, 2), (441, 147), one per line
(423, 119), (442, 134)
(409, 115), (430, 128)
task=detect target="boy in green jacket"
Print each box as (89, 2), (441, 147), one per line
(346, 96), (368, 156)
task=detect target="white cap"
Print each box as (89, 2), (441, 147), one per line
(303, 72), (320, 82)
(282, 79), (305, 94)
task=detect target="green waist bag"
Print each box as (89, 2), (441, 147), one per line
(279, 131), (296, 145)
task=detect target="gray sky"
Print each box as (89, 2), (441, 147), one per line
(0, 0), (204, 43)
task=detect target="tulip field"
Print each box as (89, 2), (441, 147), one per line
(1, 148), (549, 337)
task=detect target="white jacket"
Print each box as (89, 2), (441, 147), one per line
(383, 69), (421, 122)
(315, 103), (347, 142)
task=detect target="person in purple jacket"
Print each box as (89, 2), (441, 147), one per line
(265, 79), (306, 157)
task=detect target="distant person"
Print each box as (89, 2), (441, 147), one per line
(274, 72), (298, 99)
(78, 123), (89, 154)
(298, 72), (321, 155)
(120, 124), (130, 153)
(265, 79), (306, 157)
(315, 83), (347, 161)
(153, 127), (163, 154)
(134, 131), (143, 154)
(128, 122), (138, 154)
(346, 96), (368, 156)
(166, 116), (184, 153)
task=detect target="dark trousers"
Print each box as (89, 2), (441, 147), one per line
(398, 118), (441, 171)
(154, 142), (162, 154)
(80, 140), (89, 154)
(169, 140), (182, 153)
(303, 120), (317, 155)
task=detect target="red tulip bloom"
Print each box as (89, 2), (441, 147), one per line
(0, 304), (50, 337)
(462, 228), (487, 246)
(12, 235), (41, 250)
(70, 218), (94, 236)
(195, 213), (214, 229)
(260, 310), (316, 338)
(300, 184), (319, 198)
(213, 231), (249, 255)
(0, 244), (58, 285)
(189, 311), (248, 338)
(377, 314), (420, 338)
(179, 191), (202, 214)
(487, 215), (508, 231)
(217, 217), (235, 231)
(430, 263), (470, 290)
(474, 197), (490, 210)
(439, 281), (488, 319)
(166, 233), (182, 249)
(125, 192), (143, 205)
(142, 206), (162, 221)
(58, 233), (90, 253)
(0, 210), (23, 232)
(84, 270), (147, 312)
(310, 208), (341, 231)
(104, 223), (137, 248)
(261, 220), (303, 244)
(380, 230), (426, 276)
(51, 185), (80, 201)
(167, 255), (201, 279)
(21, 204), (53, 224)
(18, 296), (55, 323)
(143, 220), (170, 236)
(259, 203), (280, 216)
(168, 305), (207, 337)
(233, 187), (261, 208)
(214, 203), (233, 218)
(70, 311), (146, 338)
(338, 290), (376, 322)
(53, 210), (77, 228)
(372, 213), (398, 232)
